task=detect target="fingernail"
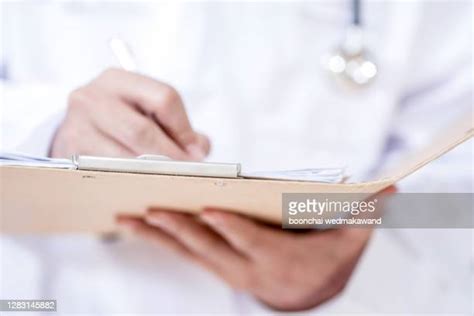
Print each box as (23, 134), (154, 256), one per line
(200, 212), (221, 226)
(185, 144), (206, 161)
(146, 214), (174, 230)
(145, 215), (163, 226)
(117, 220), (136, 231)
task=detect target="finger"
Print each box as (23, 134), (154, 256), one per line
(116, 215), (191, 258)
(194, 132), (211, 157)
(145, 210), (247, 267)
(95, 68), (207, 159)
(145, 210), (253, 289)
(73, 88), (189, 159)
(120, 212), (252, 290)
(75, 124), (135, 157)
(52, 116), (135, 158)
(370, 185), (397, 199)
(200, 209), (279, 259)
(368, 185), (397, 209)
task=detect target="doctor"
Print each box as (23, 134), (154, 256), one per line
(1, 0), (472, 313)
(51, 66), (393, 311)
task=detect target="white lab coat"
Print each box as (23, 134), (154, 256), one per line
(1, 1), (472, 314)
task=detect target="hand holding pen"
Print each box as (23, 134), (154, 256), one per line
(50, 37), (210, 160)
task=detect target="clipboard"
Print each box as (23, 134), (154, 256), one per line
(1, 114), (472, 233)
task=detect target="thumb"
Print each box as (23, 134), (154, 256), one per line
(184, 132), (211, 161)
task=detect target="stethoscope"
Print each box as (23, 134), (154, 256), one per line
(324, 0), (378, 88)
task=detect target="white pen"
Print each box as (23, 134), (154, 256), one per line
(109, 37), (138, 72)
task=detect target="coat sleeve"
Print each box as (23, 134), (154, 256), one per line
(0, 82), (68, 156)
(376, 0), (472, 192)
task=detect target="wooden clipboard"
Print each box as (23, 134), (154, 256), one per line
(1, 114), (472, 233)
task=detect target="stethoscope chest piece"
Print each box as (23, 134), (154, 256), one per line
(323, 0), (378, 88)
(325, 26), (377, 87)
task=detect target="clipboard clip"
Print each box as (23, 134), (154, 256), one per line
(73, 155), (241, 178)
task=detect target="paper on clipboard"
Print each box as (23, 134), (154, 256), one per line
(0, 152), (346, 183)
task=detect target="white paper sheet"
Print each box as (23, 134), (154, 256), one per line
(241, 168), (345, 183)
(0, 152), (75, 169)
(0, 152), (345, 183)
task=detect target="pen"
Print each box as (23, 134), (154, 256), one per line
(108, 37), (177, 149)
(109, 37), (138, 72)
